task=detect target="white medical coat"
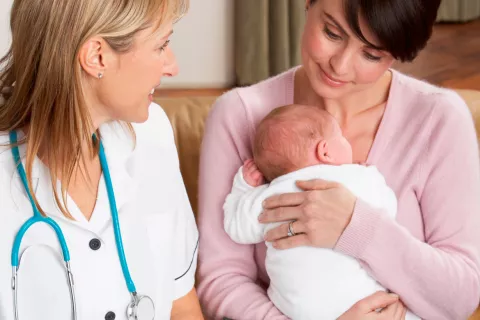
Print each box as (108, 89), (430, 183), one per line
(0, 104), (199, 320)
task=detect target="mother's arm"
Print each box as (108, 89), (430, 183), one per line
(196, 91), (288, 319)
(262, 93), (480, 319)
(335, 95), (480, 320)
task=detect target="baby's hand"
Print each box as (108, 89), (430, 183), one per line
(242, 159), (265, 187)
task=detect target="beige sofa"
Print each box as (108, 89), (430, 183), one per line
(155, 89), (480, 320)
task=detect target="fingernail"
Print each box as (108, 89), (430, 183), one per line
(262, 200), (266, 207)
(258, 213), (264, 221)
(389, 293), (399, 299)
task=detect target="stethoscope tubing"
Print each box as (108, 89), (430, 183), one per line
(10, 131), (71, 266)
(8, 130), (149, 320)
(98, 138), (136, 293)
(9, 131), (77, 320)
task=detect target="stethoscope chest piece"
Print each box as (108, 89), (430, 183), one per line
(127, 293), (155, 320)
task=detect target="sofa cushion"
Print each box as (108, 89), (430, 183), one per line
(155, 96), (217, 217)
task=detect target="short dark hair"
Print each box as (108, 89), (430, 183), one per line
(310, 0), (441, 62)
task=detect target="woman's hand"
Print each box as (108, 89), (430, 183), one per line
(260, 179), (356, 249)
(338, 291), (407, 320)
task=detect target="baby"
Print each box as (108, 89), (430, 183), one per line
(223, 104), (418, 320)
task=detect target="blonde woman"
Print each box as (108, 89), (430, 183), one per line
(0, 0), (203, 319)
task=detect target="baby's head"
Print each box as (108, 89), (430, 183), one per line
(253, 104), (352, 182)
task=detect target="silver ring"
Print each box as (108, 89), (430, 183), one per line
(287, 221), (296, 237)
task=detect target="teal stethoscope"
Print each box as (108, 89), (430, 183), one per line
(9, 131), (155, 320)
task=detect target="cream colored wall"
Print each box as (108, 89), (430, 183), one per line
(161, 0), (235, 88)
(0, 0), (235, 88)
(0, 0), (13, 58)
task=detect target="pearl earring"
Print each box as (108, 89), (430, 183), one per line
(98, 73), (103, 79)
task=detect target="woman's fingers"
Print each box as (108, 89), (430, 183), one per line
(263, 192), (305, 209)
(393, 301), (407, 320)
(377, 300), (407, 320)
(296, 179), (340, 191)
(264, 221), (305, 241)
(356, 291), (399, 312)
(259, 206), (301, 223)
(401, 305), (407, 319)
(273, 233), (309, 249)
(337, 291), (400, 320)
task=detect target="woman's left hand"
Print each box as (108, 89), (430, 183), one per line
(260, 179), (357, 249)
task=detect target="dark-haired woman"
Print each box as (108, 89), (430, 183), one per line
(196, 0), (480, 319)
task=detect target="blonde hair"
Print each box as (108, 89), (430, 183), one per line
(0, 0), (188, 218)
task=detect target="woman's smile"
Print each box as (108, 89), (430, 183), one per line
(318, 65), (350, 88)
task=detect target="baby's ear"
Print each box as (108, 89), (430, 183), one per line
(316, 140), (335, 164)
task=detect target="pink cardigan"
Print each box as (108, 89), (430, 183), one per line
(196, 68), (480, 320)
